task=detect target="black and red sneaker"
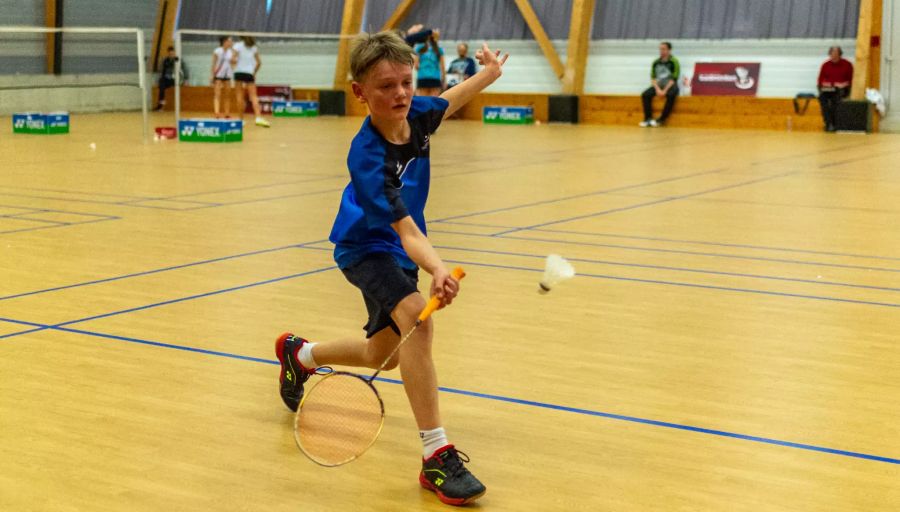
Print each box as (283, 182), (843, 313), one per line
(419, 445), (486, 506)
(275, 332), (316, 412)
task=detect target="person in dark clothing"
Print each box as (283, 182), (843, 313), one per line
(154, 46), (186, 111)
(639, 42), (680, 127)
(401, 24), (437, 46)
(446, 43), (477, 89)
(817, 46), (854, 132)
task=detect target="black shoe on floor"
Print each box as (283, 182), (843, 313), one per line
(275, 332), (315, 412)
(419, 445), (486, 506)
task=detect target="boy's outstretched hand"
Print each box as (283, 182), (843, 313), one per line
(475, 43), (509, 78)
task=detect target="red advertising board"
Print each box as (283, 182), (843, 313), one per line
(245, 85), (292, 113)
(691, 63), (761, 96)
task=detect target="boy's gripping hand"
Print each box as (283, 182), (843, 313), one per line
(431, 266), (460, 309)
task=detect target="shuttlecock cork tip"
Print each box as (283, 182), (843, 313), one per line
(538, 254), (575, 294)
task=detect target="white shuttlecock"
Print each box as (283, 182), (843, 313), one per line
(89, 142), (96, 150)
(539, 254), (575, 294)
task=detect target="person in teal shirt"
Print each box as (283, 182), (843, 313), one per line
(414, 32), (445, 96)
(640, 41), (680, 127)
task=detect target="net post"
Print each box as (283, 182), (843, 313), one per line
(136, 29), (149, 143)
(174, 29), (182, 122)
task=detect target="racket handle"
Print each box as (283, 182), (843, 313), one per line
(417, 267), (466, 324)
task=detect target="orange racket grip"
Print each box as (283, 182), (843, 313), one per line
(417, 267), (466, 324)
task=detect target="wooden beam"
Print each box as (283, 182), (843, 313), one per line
(150, 0), (178, 73)
(868, 0), (883, 90)
(381, 0), (417, 31)
(513, 0), (565, 79)
(562, 0), (595, 95)
(851, 0), (875, 100)
(333, 0), (366, 89)
(44, 0), (61, 75)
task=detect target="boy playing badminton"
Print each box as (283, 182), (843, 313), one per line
(276, 31), (507, 505)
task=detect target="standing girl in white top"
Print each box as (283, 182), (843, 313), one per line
(231, 35), (270, 127)
(211, 36), (234, 118)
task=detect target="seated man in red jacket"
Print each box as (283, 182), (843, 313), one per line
(817, 46), (854, 132)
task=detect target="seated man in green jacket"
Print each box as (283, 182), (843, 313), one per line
(640, 42), (680, 127)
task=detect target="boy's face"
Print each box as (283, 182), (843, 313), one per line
(457, 43), (468, 58)
(352, 59), (414, 123)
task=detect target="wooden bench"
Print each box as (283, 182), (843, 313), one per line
(580, 94), (824, 132)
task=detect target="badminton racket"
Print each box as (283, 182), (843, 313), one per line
(294, 266), (467, 467)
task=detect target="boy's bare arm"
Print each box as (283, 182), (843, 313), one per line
(440, 43), (508, 119)
(392, 216), (458, 306)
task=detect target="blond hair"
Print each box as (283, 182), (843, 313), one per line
(349, 31), (415, 82)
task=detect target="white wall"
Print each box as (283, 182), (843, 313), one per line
(587, 39), (856, 97)
(179, 37), (854, 98)
(0, 74), (143, 115)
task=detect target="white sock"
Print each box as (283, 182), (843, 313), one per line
(297, 342), (318, 369)
(420, 427), (449, 458)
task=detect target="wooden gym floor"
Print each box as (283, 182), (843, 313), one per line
(1, 111), (899, 511)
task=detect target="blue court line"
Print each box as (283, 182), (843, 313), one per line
(430, 230), (900, 274)
(435, 223), (900, 264)
(50, 265), (337, 330)
(432, 245), (900, 294)
(434, 258), (900, 309)
(435, 139), (884, 225)
(0, 184), (150, 200)
(434, 167), (729, 222)
(0, 265), (337, 340)
(749, 140), (881, 166)
(587, 190), (900, 216)
(2, 215), (68, 225)
(0, 240), (328, 302)
(3, 321), (896, 465)
(818, 148), (900, 169)
(116, 175), (347, 207)
(493, 171), (798, 235)
(0, 216), (119, 236)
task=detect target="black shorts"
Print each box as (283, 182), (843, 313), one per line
(417, 78), (442, 89)
(214, 76), (232, 82)
(234, 72), (255, 83)
(340, 252), (419, 338)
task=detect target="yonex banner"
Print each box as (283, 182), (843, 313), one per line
(483, 106), (534, 124)
(178, 119), (243, 143)
(272, 100), (319, 117)
(691, 63), (761, 96)
(13, 112), (70, 134)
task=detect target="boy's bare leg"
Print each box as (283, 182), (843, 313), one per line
(311, 328), (400, 370)
(307, 292), (440, 429)
(391, 293), (441, 431)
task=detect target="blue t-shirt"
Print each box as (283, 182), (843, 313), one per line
(330, 96), (449, 269)
(414, 43), (444, 81)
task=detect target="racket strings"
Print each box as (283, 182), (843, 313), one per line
(295, 374), (383, 466)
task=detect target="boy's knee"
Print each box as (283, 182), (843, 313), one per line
(393, 293), (427, 326)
